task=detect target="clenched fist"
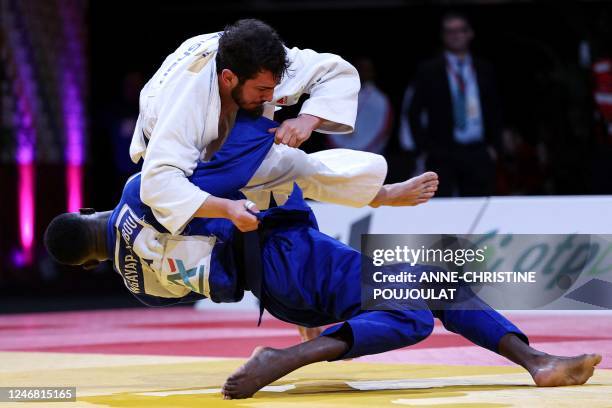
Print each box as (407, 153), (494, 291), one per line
(226, 199), (260, 232)
(269, 114), (322, 148)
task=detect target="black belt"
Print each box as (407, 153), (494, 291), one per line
(238, 229), (265, 326)
(235, 193), (277, 326)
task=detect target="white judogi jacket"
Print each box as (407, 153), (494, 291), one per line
(130, 32), (378, 235)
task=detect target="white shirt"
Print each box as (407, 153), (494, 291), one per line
(129, 33), (361, 234)
(327, 81), (393, 154)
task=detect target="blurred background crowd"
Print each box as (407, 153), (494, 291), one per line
(1, 0), (611, 310)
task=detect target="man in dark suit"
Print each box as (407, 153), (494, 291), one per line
(408, 12), (502, 197)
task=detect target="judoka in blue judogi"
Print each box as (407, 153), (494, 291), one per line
(44, 112), (602, 400)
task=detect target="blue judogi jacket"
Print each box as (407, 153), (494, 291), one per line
(105, 112), (527, 360)
(106, 112), (317, 308)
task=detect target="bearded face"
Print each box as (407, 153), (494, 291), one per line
(231, 82), (265, 117)
(229, 70), (277, 117)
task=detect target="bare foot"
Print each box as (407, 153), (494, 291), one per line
(370, 171), (439, 208)
(529, 353), (602, 387)
(222, 346), (294, 399)
(297, 326), (323, 342)
(222, 336), (349, 399)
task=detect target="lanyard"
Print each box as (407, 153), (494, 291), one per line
(447, 58), (469, 95)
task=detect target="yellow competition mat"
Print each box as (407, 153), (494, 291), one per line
(1, 351), (611, 407)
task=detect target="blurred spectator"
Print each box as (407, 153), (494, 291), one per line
(407, 12), (502, 196)
(592, 58), (612, 139)
(393, 83), (426, 181)
(496, 128), (548, 195)
(327, 57), (393, 154)
(589, 57), (612, 194)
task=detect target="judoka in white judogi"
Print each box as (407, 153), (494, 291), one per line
(129, 31), (362, 235)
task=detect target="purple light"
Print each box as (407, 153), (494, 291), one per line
(14, 58), (36, 267)
(15, 109), (35, 266)
(63, 76), (85, 212)
(66, 164), (83, 212)
(11, 249), (26, 268)
(61, 10), (86, 212)
(15, 80), (36, 166)
(18, 163), (35, 265)
(4, 0), (88, 266)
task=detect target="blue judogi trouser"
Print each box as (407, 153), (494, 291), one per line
(171, 111), (528, 360)
(259, 223), (529, 360)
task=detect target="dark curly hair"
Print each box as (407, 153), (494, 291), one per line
(44, 213), (91, 265)
(216, 19), (289, 83)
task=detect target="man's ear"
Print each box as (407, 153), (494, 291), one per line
(221, 69), (238, 87)
(82, 260), (100, 270)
